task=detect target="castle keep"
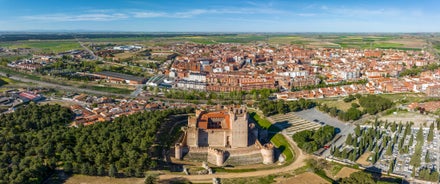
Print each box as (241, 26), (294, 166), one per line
(186, 106), (249, 148)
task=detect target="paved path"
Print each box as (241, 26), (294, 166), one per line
(159, 134), (308, 182)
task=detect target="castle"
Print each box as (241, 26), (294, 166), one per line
(175, 105), (276, 166)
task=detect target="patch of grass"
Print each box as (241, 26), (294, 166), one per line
(0, 77), (15, 84)
(84, 85), (132, 94)
(0, 78), (8, 87)
(250, 112), (281, 132)
(294, 165), (309, 175)
(249, 112), (294, 162)
(271, 134), (294, 161)
(330, 164), (344, 176)
(316, 98), (362, 111)
(221, 174), (276, 184)
(212, 167), (258, 173)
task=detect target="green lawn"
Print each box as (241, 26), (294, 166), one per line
(250, 112), (294, 162)
(271, 133), (294, 161)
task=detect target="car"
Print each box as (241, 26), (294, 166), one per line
(313, 119), (319, 122)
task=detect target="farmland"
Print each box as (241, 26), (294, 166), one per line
(0, 40), (81, 53)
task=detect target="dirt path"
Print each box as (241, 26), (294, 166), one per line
(159, 133), (309, 182)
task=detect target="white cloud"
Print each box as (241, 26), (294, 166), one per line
(132, 8), (285, 19)
(297, 13), (316, 17)
(22, 13), (129, 21)
(132, 12), (167, 18)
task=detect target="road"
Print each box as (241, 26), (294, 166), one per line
(159, 135), (308, 182)
(75, 38), (101, 61)
(295, 108), (355, 157)
(131, 84), (145, 97)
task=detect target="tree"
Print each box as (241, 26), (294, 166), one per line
(144, 173), (158, 184)
(340, 171), (375, 184)
(345, 133), (353, 145)
(64, 162), (73, 174)
(391, 123), (397, 132)
(109, 164), (117, 177)
(427, 123), (434, 142)
(388, 158), (396, 175)
(355, 125), (361, 137)
(97, 165), (106, 176)
(351, 103), (360, 108)
(386, 144), (393, 155)
(425, 150), (430, 163)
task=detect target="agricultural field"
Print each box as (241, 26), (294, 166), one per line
(278, 172), (330, 184)
(63, 175), (145, 184)
(316, 35), (425, 50)
(0, 40), (81, 53)
(0, 34), (431, 52)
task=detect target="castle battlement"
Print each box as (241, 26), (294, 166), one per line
(207, 147), (224, 155)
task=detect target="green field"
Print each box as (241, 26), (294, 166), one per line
(89, 36), (154, 42)
(0, 40), (81, 53)
(0, 34), (429, 51)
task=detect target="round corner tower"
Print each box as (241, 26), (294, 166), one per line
(260, 143), (275, 164)
(175, 143), (182, 160)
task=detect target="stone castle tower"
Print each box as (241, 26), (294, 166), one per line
(261, 143), (275, 164)
(229, 106), (249, 148)
(207, 147), (225, 166)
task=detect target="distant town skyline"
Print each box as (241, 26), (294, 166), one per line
(1, 0), (439, 32)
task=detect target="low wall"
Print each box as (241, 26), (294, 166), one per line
(224, 152), (263, 165)
(183, 146), (264, 166)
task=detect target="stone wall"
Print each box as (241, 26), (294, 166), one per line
(199, 129), (230, 147)
(224, 152), (263, 165)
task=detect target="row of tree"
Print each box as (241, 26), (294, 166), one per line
(258, 98), (316, 116)
(291, 79), (368, 92)
(162, 88), (276, 101)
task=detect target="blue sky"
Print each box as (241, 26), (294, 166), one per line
(0, 0), (439, 32)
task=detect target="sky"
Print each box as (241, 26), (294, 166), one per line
(0, 0), (439, 32)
